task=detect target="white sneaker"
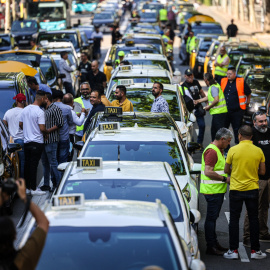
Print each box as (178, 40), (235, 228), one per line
(31, 188), (46, 196)
(251, 250), (267, 259)
(26, 189), (31, 195)
(223, 249), (239, 259)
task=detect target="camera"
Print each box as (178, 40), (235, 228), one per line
(0, 178), (18, 195)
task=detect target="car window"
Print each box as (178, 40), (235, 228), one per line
(83, 141), (186, 175)
(40, 60), (56, 81)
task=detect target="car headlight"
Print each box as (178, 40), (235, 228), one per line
(197, 56), (204, 63)
(183, 183), (191, 202)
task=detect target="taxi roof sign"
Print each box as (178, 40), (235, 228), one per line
(218, 36), (228, 41)
(98, 122), (120, 132)
(118, 78), (134, 86)
(104, 106), (122, 115)
(130, 50), (141, 55)
(119, 65), (132, 71)
(77, 157), (103, 169)
(52, 194), (85, 209)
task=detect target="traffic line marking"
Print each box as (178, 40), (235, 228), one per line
(239, 242), (250, 262)
(225, 211), (230, 223)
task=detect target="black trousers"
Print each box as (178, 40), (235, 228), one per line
(24, 142), (44, 190)
(63, 82), (75, 97)
(224, 110), (245, 144)
(211, 112), (227, 141)
(229, 189), (260, 251)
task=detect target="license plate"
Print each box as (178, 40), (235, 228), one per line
(18, 40), (29, 44)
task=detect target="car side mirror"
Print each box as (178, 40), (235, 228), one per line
(210, 56), (215, 61)
(187, 142), (201, 153)
(7, 143), (22, 153)
(74, 141), (84, 151)
(190, 163), (201, 174)
(58, 73), (66, 79)
(190, 259), (206, 270)
(106, 60), (113, 66)
(57, 162), (69, 171)
(190, 209), (201, 224)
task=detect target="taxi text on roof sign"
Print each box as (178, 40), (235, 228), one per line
(104, 106), (123, 115)
(52, 194), (85, 209)
(118, 79), (134, 86)
(77, 157), (103, 169)
(130, 50), (141, 55)
(99, 122), (120, 132)
(119, 65), (132, 71)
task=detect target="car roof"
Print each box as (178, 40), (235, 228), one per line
(111, 83), (177, 91)
(65, 161), (172, 182)
(40, 41), (74, 49)
(124, 53), (167, 60)
(45, 200), (167, 227)
(124, 33), (162, 40)
(191, 22), (222, 27)
(40, 30), (79, 34)
(0, 61), (38, 76)
(91, 127), (175, 142)
(0, 50), (42, 55)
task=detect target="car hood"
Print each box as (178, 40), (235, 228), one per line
(40, 20), (66, 31)
(93, 19), (114, 24)
(12, 32), (35, 37)
(250, 90), (268, 107)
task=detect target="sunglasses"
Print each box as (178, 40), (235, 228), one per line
(81, 88), (90, 90)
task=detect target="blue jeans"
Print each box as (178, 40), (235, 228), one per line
(14, 139), (24, 178)
(194, 109), (205, 144)
(58, 139), (70, 164)
(229, 189), (260, 251)
(42, 142), (61, 186)
(204, 193), (225, 248)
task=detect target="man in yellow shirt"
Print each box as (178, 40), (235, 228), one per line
(224, 125), (266, 260)
(111, 85), (133, 112)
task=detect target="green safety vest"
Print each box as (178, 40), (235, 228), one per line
(178, 12), (185, 24)
(208, 83), (228, 115)
(215, 53), (229, 76)
(200, 144), (227, 194)
(162, 35), (173, 52)
(159, 9), (168, 21)
(74, 97), (85, 132)
(186, 36), (196, 54)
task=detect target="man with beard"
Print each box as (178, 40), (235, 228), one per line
(151, 82), (169, 113)
(243, 112), (270, 246)
(83, 90), (105, 133)
(74, 82), (92, 141)
(111, 85), (134, 112)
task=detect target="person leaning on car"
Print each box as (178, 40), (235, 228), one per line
(0, 179), (49, 270)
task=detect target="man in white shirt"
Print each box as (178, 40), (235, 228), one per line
(19, 91), (48, 196)
(63, 93), (86, 161)
(3, 94), (26, 178)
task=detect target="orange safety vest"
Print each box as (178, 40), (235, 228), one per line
(220, 77), (247, 110)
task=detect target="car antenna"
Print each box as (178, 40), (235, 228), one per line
(117, 144), (121, 171)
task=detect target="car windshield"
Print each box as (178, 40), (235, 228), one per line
(83, 141), (186, 175)
(37, 33), (78, 49)
(11, 21), (38, 32)
(61, 180), (183, 221)
(40, 60), (55, 81)
(109, 89), (180, 120)
(0, 36), (11, 47)
(0, 53), (41, 67)
(126, 59), (170, 71)
(94, 13), (113, 20)
(0, 89), (16, 118)
(199, 41), (212, 52)
(245, 74), (270, 92)
(142, 3), (162, 10)
(53, 53), (76, 67)
(126, 38), (162, 53)
(193, 26), (223, 35)
(36, 226), (181, 270)
(140, 12), (156, 18)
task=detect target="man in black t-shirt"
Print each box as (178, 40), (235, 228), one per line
(180, 69), (206, 147)
(88, 60), (107, 89)
(78, 52), (91, 83)
(243, 112), (270, 246)
(226, 19), (238, 38)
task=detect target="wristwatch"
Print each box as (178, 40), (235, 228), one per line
(222, 176), (227, 183)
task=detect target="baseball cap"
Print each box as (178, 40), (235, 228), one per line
(13, 93), (26, 103)
(39, 84), (52, 94)
(184, 68), (193, 76)
(118, 51), (125, 57)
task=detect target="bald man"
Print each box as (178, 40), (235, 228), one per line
(87, 60), (107, 89)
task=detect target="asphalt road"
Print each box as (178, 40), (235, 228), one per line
(10, 13), (270, 269)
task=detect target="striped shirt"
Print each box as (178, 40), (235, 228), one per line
(44, 103), (64, 144)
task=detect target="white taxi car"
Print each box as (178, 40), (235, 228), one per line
(56, 157), (201, 258)
(20, 194), (205, 270)
(107, 65), (172, 91)
(78, 122), (201, 210)
(123, 51), (173, 74)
